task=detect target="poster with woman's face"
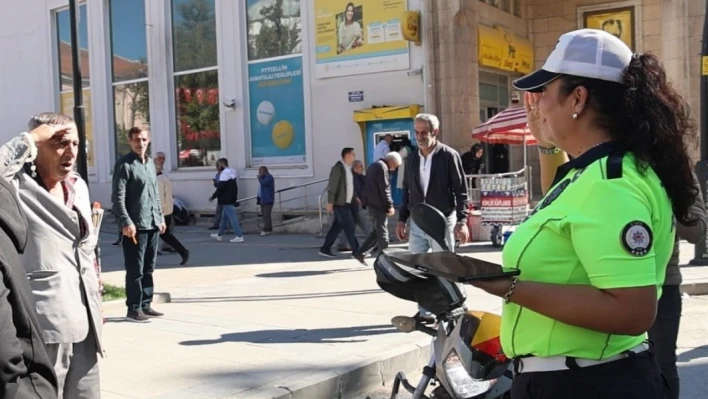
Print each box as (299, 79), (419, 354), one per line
(583, 7), (635, 50)
(336, 2), (364, 54)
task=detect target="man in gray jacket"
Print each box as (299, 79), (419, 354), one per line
(319, 148), (363, 263)
(355, 152), (402, 258)
(1, 113), (102, 398)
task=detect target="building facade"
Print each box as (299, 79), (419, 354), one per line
(0, 0), (703, 210)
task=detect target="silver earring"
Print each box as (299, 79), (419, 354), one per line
(572, 113), (579, 120)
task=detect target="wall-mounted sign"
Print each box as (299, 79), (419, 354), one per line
(582, 7), (635, 50)
(348, 90), (364, 102)
(314, 0), (410, 78)
(402, 11), (420, 45)
(478, 25), (534, 75)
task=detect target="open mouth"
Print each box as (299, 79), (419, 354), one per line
(61, 162), (73, 168)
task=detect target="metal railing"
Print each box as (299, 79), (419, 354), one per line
(235, 178), (328, 227)
(315, 168), (535, 235)
(465, 167), (533, 209)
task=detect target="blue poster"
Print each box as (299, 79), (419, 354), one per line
(248, 56), (306, 165)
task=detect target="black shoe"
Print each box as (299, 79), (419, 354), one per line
(352, 252), (367, 265)
(319, 249), (336, 258)
(126, 310), (150, 323)
(143, 307), (164, 317)
(337, 247), (352, 252)
(208, 226), (219, 230)
(157, 251), (164, 256)
(112, 240), (122, 247)
(180, 250), (190, 265)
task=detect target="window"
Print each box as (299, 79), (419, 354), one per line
(172, 0), (220, 168)
(56, 4), (95, 168)
(479, 0), (522, 16)
(245, 0), (307, 166)
(109, 0), (150, 160)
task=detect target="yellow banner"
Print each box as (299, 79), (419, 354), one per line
(583, 8), (634, 50)
(60, 89), (94, 168)
(478, 25), (534, 75)
(314, 0), (410, 78)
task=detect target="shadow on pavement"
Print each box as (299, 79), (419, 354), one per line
(179, 324), (398, 345)
(172, 289), (382, 303)
(679, 345), (708, 362)
(255, 268), (364, 278)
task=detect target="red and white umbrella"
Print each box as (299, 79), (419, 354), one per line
(472, 107), (537, 146)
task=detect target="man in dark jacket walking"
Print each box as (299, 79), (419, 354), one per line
(209, 158), (244, 243)
(0, 151), (58, 398)
(319, 148), (364, 263)
(257, 166), (275, 236)
(355, 152), (403, 258)
(397, 113), (470, 322)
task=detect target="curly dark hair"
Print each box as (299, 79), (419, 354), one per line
(558, 52), (698, 225)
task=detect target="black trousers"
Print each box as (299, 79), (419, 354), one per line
(357, 207), (389, 255)
(648, 285), (682, 399)
(511, 350), (666, 399)
(160, 215), (188, 256)
(321, 203), (359, 252)
(122, 229), (159, 312)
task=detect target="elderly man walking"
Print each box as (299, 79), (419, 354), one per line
(0, 113), (103, 398)
(113, 127), (166, 323)
(354, 152), (402, 259)
(397, 113), (470, 323)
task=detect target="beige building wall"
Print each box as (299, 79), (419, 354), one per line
(425, 0), (705, 200)
(529, 0), (703, 160)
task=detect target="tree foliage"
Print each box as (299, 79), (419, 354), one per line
(248, 0), (301, 61)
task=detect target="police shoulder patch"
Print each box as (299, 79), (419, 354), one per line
(620, 221), (653, 256)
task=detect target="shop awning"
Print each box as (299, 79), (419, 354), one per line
(353, 105), (421, 123)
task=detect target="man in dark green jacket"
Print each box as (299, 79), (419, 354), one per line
(319, 148), (363, 263)
(112, 127), (166, 323)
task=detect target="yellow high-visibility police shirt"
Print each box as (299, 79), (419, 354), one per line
(501, 142), (675, 360)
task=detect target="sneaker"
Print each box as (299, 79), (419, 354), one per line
(126, 310), (150, 323)
(319, 249), (336, 258)
(211, 233), (223, 241)
(230, 236), (245, 243)
(260, 231), (271, 236)
(142, 307), (164, 317)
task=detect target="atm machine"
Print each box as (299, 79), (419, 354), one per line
(353, 105), (421, 206)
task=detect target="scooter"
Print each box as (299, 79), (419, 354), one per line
(373, 203), (515, 399)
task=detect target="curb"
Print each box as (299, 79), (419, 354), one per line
(680, 282), (708, 296)
(230, 342), (431, 399)
(101, 292), (172, 312)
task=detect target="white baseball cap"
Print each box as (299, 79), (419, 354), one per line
(512, 29), (633, 92)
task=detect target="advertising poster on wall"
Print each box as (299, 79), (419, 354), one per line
(60, 89), (95, 168)
(582, 7), (635, 50)
(314, 0), (410, 78)
(248, 55), (307, 166)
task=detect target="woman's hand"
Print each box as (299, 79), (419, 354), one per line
(524, 92), (554, 148)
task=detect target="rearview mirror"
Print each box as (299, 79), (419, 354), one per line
(410, 203), (450, 251)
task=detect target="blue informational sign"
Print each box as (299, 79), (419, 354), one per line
(248, 56), (306, 165)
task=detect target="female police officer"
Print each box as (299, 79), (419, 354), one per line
(470, 29), (698, 399)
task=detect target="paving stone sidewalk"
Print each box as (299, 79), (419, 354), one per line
(96, 228), (708, 399)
